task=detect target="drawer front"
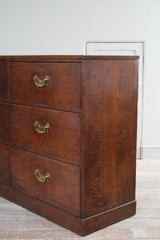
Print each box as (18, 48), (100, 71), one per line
(10, 62), (81, 112)
(0, 144), (10, 186)
(0, 62), (8, 102)
(0, 102), (8, 144)
(10, 104), (80, 165)
(10, 147), (80, 216)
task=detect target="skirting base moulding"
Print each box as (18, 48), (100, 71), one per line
(0, 55), (139, 236)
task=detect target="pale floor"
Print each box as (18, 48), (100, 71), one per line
(0, 160), (160, 240)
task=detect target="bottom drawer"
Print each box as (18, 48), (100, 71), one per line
(10, 147), (80, 216)
(0, 144), (10, 186)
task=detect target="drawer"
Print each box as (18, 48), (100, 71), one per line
(0, 62), (8, 101)
(10, 104), (80, 165)
(10, 62), (81, 112)
(0, 102), (8, 144)
(10, 147), (80, 216)
(0, 144), (10, 186)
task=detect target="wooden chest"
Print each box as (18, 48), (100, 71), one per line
(0, 55), (138, 236)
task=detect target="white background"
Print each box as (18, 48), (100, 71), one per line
(0, 0), (160, 157)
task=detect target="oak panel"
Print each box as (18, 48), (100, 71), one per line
(0, 62), (8, 101)
(10, 147), (80, 216)
(10, 104), (80, 165)
(81, 59), (138, 217)
(0, 144), (9, 186)
(0, 102), (8, 144)
(10, 62), (81, 112)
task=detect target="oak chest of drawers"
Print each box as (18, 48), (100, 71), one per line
(0, 55), (138, 236)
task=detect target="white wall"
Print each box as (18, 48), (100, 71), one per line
(0, 0), (160, 158)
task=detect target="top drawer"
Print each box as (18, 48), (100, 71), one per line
(10, 62), (81, 112)
(0, 62), (8, 102)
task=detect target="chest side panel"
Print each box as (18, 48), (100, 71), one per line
(81, 59), (138, 217)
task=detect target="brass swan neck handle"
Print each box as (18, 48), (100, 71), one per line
(34, 121), (50, 134)
(33, 75), (49, 87)
(35, 169), (50, 183)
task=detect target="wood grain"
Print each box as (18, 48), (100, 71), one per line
(0, 182), (135, 236)
(0, 102), (8, 144)
(9, 104), (81, 165)
(0, 55), (139, 236)
(0, 159), (159, 239)
(10, 62), (81, 112)
(10, 147), (80, 216)
(0, 144), (10, 186)
(81, 59), (138, 217)
(0, 55), (139, 62)
(0, 62), (8, 101)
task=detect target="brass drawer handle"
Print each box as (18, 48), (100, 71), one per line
(35, 169), (50, 183)
(34, 121), (49, 134)
(33, 75), (49, 87)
